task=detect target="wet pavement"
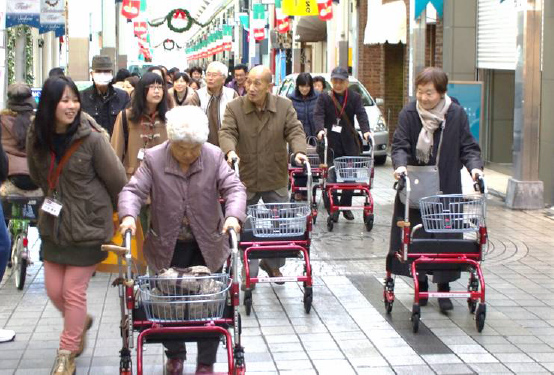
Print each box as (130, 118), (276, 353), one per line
(1, 160), (554, 374)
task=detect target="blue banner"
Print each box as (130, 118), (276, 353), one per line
(414, 0), (443, 19)
(447, 82), (483, 142)
(6, 0), (41, 28)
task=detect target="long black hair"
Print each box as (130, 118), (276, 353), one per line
(295, 73), (314, 97)
(129, 72), (168, 122)
(33, 76), (82, 151)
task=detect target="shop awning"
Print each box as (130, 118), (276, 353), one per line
(364, 0), (407, 45)
(295, 16), (327, 43)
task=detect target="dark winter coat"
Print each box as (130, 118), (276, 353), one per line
(80, 84), (130, 137)
(288, 90), (319, 137)
(27, 112), (127, 266)
(313, 88), (370, 158)
(387, 100), (483, 277)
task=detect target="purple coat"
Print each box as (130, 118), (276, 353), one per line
(118, 141), (246, 272)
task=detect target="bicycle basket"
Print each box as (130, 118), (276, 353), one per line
(419, 194), (486, 233)
(334, 156), (373, 183)
(137, 274), (230, 322)
(1, 197), (43, 221)
(247, 203), (310, 237)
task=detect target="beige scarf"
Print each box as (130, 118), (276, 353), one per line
(415, 94), (451, 163)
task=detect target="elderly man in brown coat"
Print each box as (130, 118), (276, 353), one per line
(219, 65), (307, 285)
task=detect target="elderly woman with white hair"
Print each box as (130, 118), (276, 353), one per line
(118, 105), (246, 375)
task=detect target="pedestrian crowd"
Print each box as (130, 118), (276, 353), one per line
(0, 55), (484, 375)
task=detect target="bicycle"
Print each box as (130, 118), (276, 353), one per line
(2, 196), (43, 290)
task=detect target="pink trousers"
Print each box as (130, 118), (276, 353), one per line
(44, 261), (97, 352)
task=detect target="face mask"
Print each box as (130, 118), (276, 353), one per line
(93, 73), (113, 86)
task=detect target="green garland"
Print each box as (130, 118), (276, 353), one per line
(7, 26), (34, 85)
(148, 8), (208, 33)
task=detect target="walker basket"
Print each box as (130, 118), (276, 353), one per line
(1, 196), (43, 221)
(247, 203), (310, 237)
(137, 274), (230, 322)
(419, 194), (486, 233)
(307, 153), (322, 167)
(334, 156), (373, 183)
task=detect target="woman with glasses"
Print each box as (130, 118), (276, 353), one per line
(111, 72), (169, 180)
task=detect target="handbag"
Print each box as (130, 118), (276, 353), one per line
(398, 123), (445, 208)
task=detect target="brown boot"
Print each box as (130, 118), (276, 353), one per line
(75, 314), (93, 357)
(51, 349), (76, 375)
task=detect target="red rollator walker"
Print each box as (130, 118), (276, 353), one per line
(288, 137), (325, 224)
(240, 161), (314, 315)
(322, 134), (375, 232)
(102, 229), (246, 375)
(384, 174), (488, 333)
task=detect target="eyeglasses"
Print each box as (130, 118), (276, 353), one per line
(147, 84), (164, 91)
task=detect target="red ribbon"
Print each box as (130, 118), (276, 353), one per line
(173, 10), (187, 19)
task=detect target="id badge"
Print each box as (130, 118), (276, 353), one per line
(137, 148), (146, 161)
(41, 197), (63, 217)
(331, 120), (342, 133)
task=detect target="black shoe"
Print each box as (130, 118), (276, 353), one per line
(343, 210), (355, 221)
(331, 212), (339, 222)
(419, 279), (429, 306)
(438, 298), (454, 312)
(437, 283), (453, 312)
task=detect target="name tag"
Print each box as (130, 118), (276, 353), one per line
(41, 198), (63, 217)
(137, 148), (145, 161)
(332, 124), (342, 133)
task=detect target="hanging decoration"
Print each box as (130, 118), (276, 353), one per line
(252, 3), (266, 41)
(153, 38), (184, 51)
(39, 0), (65, 36)
(282, 0), (318, 16)
(121, 0), (141, 20)
(148, 8), (208, 33)
(6, 0), (41, 28)
(223, 25), (233, 51)
(316, 0), (333, 21)
(275, 0), (291, 33)
(6, 26), (34, 85)
(133, 21), (148, 36)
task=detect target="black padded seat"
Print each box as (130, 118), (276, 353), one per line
(409, 239), (480, 254)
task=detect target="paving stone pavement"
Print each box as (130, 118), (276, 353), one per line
(1, 160), (554, 374)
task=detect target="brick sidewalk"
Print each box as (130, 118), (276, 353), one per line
(2, 162), (554, 374)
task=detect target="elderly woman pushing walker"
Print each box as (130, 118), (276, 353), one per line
(118, 105), (246, 375)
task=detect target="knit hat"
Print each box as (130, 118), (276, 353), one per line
(7, 83), (36, 112)
(91, 55), (113, 71)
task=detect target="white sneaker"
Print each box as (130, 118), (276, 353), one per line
(0, 329), (15, 343)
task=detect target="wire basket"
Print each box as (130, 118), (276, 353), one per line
(247, 203), (310, 237)
(137, 274), (230, 322)
(334, 156), (373, 183)
(307, 153), (322, 167)
(419, 194), (486, 233)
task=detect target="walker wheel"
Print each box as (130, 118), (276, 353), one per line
(475, 303), (486, 332)
(326, 216), (334, 232)
(120, 369), (132, 375)
(303, 287), (313, 314)
(411, 304), (420, 333)
(244, 291), (252, 316)
(364, 214), (374, 232)
(384, 300), (393, 314)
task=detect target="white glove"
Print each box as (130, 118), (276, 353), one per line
(394, 166), (407, 180)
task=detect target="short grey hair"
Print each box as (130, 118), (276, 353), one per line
(165, 106), (209, 144)
(206, 61), (228, 78)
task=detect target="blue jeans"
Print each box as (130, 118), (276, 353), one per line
(0, 205), (10, 282)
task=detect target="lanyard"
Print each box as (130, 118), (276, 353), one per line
(332, 89), (348, 120)
(47, 139), (84, 191)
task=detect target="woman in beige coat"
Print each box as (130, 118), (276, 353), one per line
(168, 72), (200, 107)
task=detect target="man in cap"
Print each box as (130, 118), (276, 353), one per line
(314, 66), (371, 221)
(80, 55), (130, 136)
